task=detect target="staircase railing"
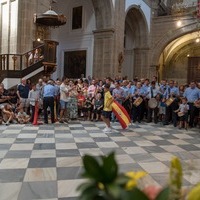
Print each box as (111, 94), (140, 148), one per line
(0, 44), (44, 72)
(0, 40), (58, 82)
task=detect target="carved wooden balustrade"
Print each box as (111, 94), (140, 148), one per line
(0, 44), (44, 72)
(0, 40), (58, 82)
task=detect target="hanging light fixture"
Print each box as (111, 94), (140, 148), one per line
(34, 1), (67, 28)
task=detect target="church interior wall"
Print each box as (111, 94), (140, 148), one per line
(51, 0), (95, 79)
(163, 56), (188, 85)
(0, 0), (199, 83)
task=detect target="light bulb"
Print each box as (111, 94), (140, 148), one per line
(37, 38), (41, 42)
(177, 20), (182, 27)
(196, 38), (200, 43)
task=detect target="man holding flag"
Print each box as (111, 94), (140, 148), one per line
(101, 84), (114, 133)
(101, 83), (131, 133)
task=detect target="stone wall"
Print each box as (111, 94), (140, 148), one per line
(150, 14), (200, 83)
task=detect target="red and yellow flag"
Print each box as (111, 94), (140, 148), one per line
(112, 100), (131, 129)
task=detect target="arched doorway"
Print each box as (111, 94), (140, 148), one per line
(158, 31), (200, 84)
(150, 16), (200, 84)
(123, 6), (149, 79)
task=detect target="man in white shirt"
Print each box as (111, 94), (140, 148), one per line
(59, 77), (70, 123)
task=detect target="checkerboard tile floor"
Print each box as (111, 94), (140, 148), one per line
(0, 121), (199, 200)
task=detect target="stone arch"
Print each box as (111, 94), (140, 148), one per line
(151, 22), (197, 65)
(125, 5), (149, 47)
(92, 0), (114, 29)
(156, 25), (200, 84)
(123, 5), (149, 78)
(165, 39), (198, 64)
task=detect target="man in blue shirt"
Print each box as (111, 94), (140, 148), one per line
(42, 79), (56, 124)
(121, 80), (132, 116)
(163, 80), (180, 126)
(131, 82), (146, 123)
(184, 81), (200, 127)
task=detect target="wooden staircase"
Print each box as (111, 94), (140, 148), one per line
(0, 40), (59, 86)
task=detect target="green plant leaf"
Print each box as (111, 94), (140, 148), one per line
(83, 155), (102, 181)
(126, 187), (149, 200)
(106, 183), (123, 199)
(77, 181), (95, 192)
(78, 183), (104, 200)
(102, 152), (118, 183)
(155, 187), (170, 200)
(115, 174), (130, 186)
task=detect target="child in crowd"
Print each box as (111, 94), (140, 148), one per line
(159, 94), (166, 123)
(101, 84), (113, 133)
(83, 93), (94, 120)
(175, 97), (189, 129)
(91, 93), (103, 121)
(16, 105), (30, 124)
(28, 83), (40, 123)
(77, 91), (86, 117)
(2, 104), (15, 125)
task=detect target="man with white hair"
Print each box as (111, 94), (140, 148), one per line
(36, 78), (44, 98)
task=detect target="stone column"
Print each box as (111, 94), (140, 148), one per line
(93, 28), (115, 79)
(112, 0), (126, 77)
(17, 0), (37, 53)
(92, 0), (125, 79)
(133, 48), (149, 78)
(149, 65), (159, 80)
(123, 49), (134, 79)
(17, 0), (50, 53)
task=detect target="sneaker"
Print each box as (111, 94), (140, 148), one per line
(59, 120), (64, 123)
(103, 127), (112, 133)
(103, 127), (108, 132)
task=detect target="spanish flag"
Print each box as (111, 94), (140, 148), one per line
(112, 100), (131, 129)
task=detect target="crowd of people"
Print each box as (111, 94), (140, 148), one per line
(0, 75), (199, 132)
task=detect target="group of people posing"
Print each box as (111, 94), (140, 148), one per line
(0, 75), (199, 131)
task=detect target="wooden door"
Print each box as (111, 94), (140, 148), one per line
(64, 50), (86, 78)
(188, 57), (200, 83)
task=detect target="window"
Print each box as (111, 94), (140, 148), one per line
(72, 6), (82, 30)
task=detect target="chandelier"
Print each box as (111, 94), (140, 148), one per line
(34, 8), (67, 27)
(34, 0), (67, 28)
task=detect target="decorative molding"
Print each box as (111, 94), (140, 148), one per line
(93, 28), (115, 34)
